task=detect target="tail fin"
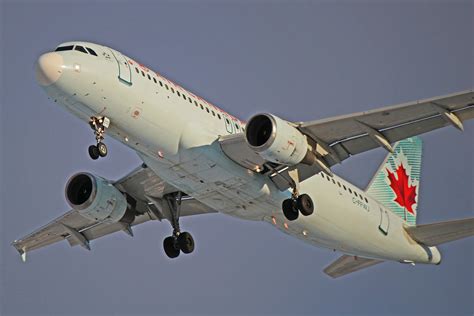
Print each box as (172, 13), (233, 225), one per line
(366, 137), (422, 226)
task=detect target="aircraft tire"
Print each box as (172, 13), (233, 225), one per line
(88, 145), (100, 160)
(178, 232), (195, 254)
(97, 142), (108, 157)
(297, 194), (314, 216)
(282, 199), (299, 221)
(163, 236), (180, 258)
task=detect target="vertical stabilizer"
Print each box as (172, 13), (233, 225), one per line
(365, 137), (422, 226)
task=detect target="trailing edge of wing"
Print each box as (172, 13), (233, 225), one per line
(323, 255), (383, 278)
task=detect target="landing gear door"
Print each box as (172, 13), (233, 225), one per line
(378, 208), (389, 235)
(110, 49), (132, 85)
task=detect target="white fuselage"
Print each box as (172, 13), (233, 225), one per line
(39, 42), (441, 265)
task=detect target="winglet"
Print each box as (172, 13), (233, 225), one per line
(21, 250), (27, 262)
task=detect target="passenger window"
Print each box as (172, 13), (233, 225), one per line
(159, 81), (163, 87)
(217, 114), (221, 119)
(55, 45), (74, 52)
(171, 87), (175, 93)
(135, 67), (139, 74)
(212, 110), (216, 116)
(235, 123), (239, 129)
(153, 77), (157, 84)
(225, 118), (230, 124)
(332, 179), (336, 184)
(183, 94), (187, 100)
(188, 97), (192, 103)
(365, 197), (368, 203)
(200, 104), (204, 110)
(177, 91), (181, 97)
(337, 182), (341, 188)
(141, 70), (145, 77)
(194, 101), (198, 107)
(206, 108), (210, 113)
(86, 47), (98, 56)
(147, 74), (151, 80)
(74, 45), (88, 54)
(165, 84), (169, 90)
(348, 188), (352, 193)
(343, 185), (346, 190)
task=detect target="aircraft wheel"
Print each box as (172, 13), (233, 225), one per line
(178, 232), (195, 254)
(163, 236), (180, 259)
(97, 142), (108, 157)
(282, 199), (299, 221)
(88, 145), (100, 160)
(297, 194), (314, 216)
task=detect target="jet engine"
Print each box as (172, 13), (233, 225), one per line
(245, 113), (315, 166)
(65, 173), (135, 224)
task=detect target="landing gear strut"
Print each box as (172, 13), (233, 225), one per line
(88, 116), (110, 160)
(162, 192), (195, 259)
(282, 189), (314, 222)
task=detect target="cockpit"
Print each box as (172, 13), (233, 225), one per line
(55, 44), (98, 56)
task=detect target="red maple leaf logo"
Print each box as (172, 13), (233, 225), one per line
(386, 163), (417, 214)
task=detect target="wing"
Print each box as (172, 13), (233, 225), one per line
(12, 166), (215, 261)
(299, 90), (473, 163)
(221, 90), (474, 190)
(323, 255), (383, 278)
(405, 217), (474, 246)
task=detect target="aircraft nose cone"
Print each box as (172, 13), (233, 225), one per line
(36, 52), (63, 86)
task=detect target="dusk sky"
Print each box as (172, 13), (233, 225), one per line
(1, 1), (473, 315)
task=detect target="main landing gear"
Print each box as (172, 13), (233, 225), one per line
(282, 192), (314, 221)
(88, 116), (110, 160)
(162, 192), (195, 259)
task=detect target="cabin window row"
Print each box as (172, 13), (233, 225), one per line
(321, 173), (369, 203)
(133, 66), (244, 132)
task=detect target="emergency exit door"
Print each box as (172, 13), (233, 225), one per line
(378, 208), (390, 235)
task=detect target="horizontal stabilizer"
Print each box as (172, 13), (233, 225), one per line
(323, 255), (383, 278)
(405, 217), (474, 246)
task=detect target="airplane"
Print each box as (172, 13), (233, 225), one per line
(12, 41), (474, 278)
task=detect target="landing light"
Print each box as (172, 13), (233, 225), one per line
(284, 222), (289, 229)
(74, 63), (81, 72)
(302, 230), (308, 236)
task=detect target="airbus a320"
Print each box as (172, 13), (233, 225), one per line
(13, 42), (474, 278)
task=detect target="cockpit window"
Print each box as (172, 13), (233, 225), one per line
(74, 45), (88, 54)
(86, 47), (97, 56)
(55, 45), (74, 52)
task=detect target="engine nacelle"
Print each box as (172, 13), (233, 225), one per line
(245, 113), (310, 166)
(65, 173), (134, 224)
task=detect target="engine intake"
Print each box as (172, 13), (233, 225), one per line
(245, 113), (311, 166)
(65, 173), (135, 224)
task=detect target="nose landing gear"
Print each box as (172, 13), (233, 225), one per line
(88, 116), (109, 160)
(162, 192), (195, 259)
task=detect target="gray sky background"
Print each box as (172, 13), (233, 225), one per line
(1, 1), (473, 315)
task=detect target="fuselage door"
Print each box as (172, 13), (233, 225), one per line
(223, 114), (234, 134)
(378, 208), (390, 235)
(110, 49), (132, 85)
